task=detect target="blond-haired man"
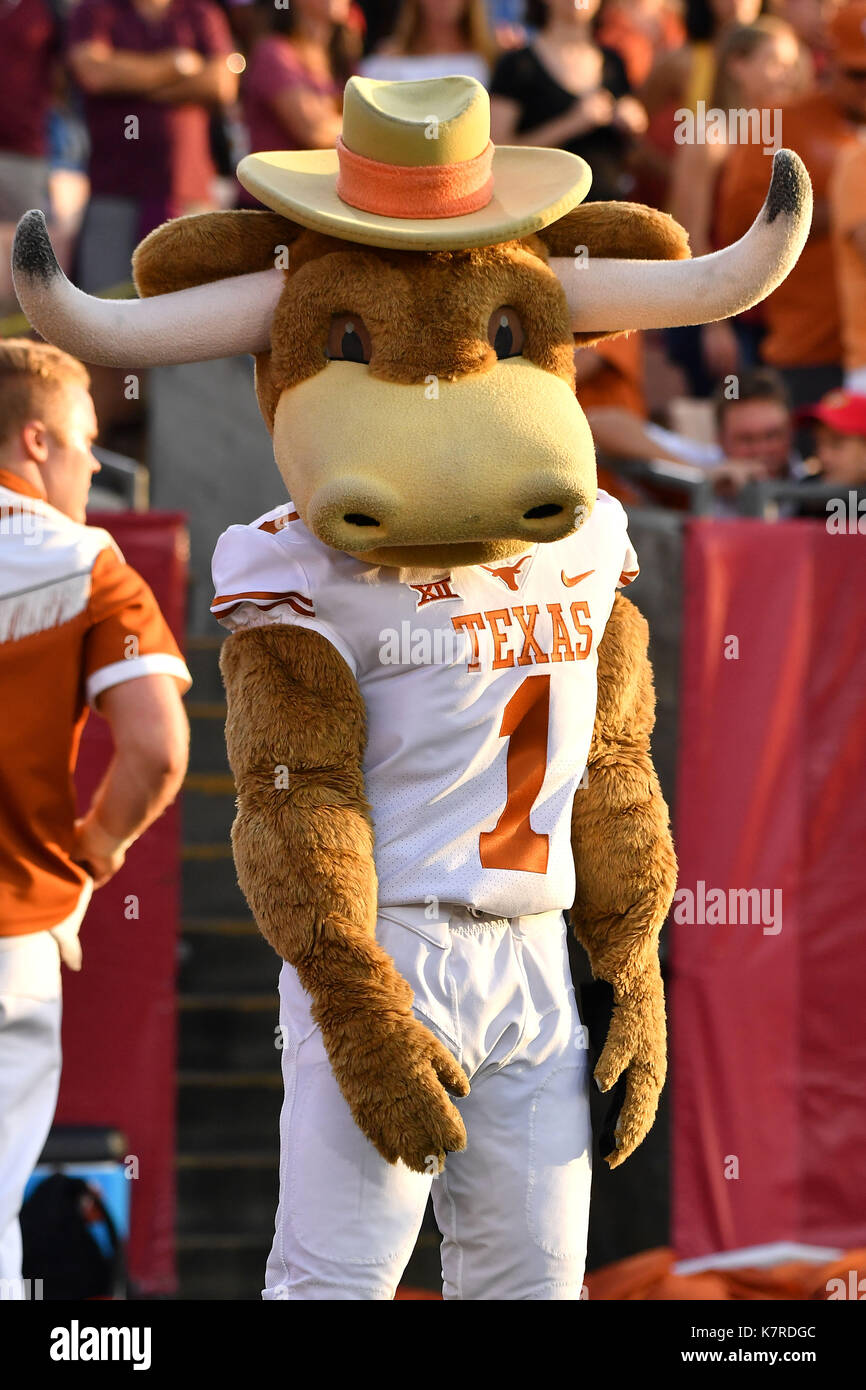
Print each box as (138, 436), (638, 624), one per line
(0, 340), (191, 1294)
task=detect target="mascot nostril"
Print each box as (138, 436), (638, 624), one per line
(13, 72), (811, 1302)
(524, 504), (564, 519)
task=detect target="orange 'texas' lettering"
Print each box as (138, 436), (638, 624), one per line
(547, 603), (575, 663)
(570, 600), (592, 659)
(512, 605), (547, 666)
(451, 612), (486, 670)
(452, 604), (594, 670)
(484, 608), (514, 669)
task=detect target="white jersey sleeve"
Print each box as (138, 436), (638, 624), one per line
(210, 504), (360, 675)
(618, 518), (640, 589)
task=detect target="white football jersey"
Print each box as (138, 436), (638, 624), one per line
(212, 492), (638, 917)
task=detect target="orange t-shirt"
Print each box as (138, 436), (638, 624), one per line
(0, 470), (191, 936)
(575, 332), (646, 418)
(715, 91), (858, 368)
(830, 140), (866, 373)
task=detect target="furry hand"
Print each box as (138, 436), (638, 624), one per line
(325, 1009), (469, 1175)
(594, 968), (666, 1169)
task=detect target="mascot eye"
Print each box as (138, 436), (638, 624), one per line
(488, 306), (524, 360)
(327, 314), (372, 363)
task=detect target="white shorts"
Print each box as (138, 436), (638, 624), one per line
(264, 904), (592, 1301)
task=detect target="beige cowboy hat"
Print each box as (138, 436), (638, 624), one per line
(236, 74), (592, 251)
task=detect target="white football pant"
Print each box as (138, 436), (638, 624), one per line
(263, 904), (592, 1301)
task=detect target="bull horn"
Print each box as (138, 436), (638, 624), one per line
(552, 149), (812, 332)
(12, 210), (284, 366)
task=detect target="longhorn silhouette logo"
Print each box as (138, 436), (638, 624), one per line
(481, 555), (531, 592)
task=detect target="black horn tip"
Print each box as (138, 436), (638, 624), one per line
(765, 149), (810, 225)
(13, 209), (61, 282)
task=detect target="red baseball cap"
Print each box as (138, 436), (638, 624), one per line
(829, 2), (866, 71)
(798, 389), (866, 437)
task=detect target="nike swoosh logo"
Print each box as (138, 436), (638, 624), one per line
(561, 569), (595, 587)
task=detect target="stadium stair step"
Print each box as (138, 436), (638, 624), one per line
(177, 1073), (282, 1153)
(175, 1154), (279, 1238)
(178, 918), (277, 995)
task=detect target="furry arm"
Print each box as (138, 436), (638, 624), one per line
(220, 623), (468, 1172)
(570, 593), (678, 1168)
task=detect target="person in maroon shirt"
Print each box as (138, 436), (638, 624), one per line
(239, 0), (357, 209)
(67, 0), (238, 292)
(0, 0), (61, 221)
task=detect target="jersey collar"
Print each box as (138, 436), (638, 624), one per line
(0, 468), (45, 501)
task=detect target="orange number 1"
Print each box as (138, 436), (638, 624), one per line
(479, 674), (550, 874)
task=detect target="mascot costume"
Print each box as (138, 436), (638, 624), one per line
(13, 75), (811, 1301)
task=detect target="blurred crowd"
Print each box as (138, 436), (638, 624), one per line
(2, 0), (866, 509)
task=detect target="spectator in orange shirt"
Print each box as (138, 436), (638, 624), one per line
(766, 0), (842, 83)
(669, 16), (804, 384)
(0, 341), (190, 1295)
(640, 0), (763, 176)
(596, 0), (684, 89)
(715, 1), (866, 408)
(574, 332), (647, 505)
(574, 332), (646, 418)
(830, 134), (866, 396)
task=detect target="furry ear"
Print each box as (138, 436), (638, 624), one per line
(536, 202), (691, 263)
(133, 210), (304, 298)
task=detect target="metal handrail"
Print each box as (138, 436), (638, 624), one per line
(90, 446), (149, 512)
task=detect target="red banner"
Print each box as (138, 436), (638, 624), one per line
(672, 518), (866, 1259)
(57, 513), (188, 1295)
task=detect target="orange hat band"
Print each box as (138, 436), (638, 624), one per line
(335, 135), (495, 220)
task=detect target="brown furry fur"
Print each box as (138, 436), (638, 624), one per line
(220, 622), (468, 1173)
(535, 201), (690, 262)
(132, 211), (301, 297)
(570, 593), (678, 1167)
(132, 203), (691, 426)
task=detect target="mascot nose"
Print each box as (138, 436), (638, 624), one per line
(310, 479), (400, 551)
(514, 477), (587, 538)
(310, 475), (584, 550)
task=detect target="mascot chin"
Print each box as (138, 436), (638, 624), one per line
(13, 74), (811, 1302)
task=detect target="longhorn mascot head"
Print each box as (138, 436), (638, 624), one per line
(13, 75), (811, 570)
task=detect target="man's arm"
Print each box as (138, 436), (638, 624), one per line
(831, 146), (866, 265)
(68, 39), (198, 94)
(73, 673), (189, 885)
(585, 405), (715, 465)
(268, 84), (343, 150)
(150, 56), (238, 107)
